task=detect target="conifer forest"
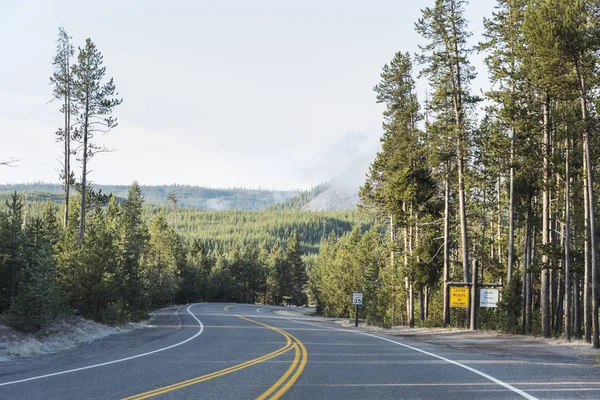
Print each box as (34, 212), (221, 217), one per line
(2, 0), (600, 350)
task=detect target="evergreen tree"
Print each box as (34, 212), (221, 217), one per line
(142, 214), (183, 308)
(50, 27), (75, 228)
(117, 183), (149, 317)
(416, 0), (478, 286)
(0, 193), (25, 312)
(286, 231), (307, 306)
(71, 38), (122, 240)
(5, 207), (65, 332)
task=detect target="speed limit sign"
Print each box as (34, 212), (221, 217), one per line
(352, 292), (363, 305)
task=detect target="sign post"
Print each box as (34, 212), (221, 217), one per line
(352, 292), (363, 327)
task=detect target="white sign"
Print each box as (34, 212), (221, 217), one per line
(480, 288), (499, 308)
(352, 292), (363, 305)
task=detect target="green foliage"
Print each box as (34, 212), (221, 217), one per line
(4, 208), (65, 332)
(0, 193), (26, 313)
(498, 273), (523, 333)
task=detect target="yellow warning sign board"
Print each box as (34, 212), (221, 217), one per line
(450, 287), (470, 307)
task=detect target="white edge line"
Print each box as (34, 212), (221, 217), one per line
(286, 318), (538, 400)
(0, 303), (204, 387)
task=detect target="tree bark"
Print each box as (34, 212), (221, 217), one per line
(78, 95), (89, 241)
(576, 59), (599, 348)
(508, 140), (515, 282)
(564, 135), (572, 340)
(63, 48), (71, 229)
(541, 93), (551, 338)
(575, 276), (582, 339)
(443, 170), (451, 326)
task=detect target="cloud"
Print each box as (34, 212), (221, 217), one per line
(297, 132), (379, 190)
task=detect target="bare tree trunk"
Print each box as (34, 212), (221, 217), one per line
(555, 269), (564, 335)
(575, 276), (582, 339)
(497, 177), (502, 263)
(443, 168), (451, 326)
(508, 134), (516, 283)
(404, 202), (413, 328)
(390, 215), (396, 327)
(419, 291), (425, 321)
(541, 94), (551, 338)
(577, 60), (599, 347)
(551, 214), (558, 332)
(583, 146), (591, 343)
(63, 54), (71, 228)
(78, 101), (89, 241)
(526, 201), (535, 334)
(425, 286), (430, 319)
(522, 202), (530, 333)
(565, 135), (572, 340)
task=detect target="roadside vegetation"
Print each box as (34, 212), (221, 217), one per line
(311, 0), (600, 348)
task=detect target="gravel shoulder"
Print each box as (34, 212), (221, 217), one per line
(0, 307), (179, 363)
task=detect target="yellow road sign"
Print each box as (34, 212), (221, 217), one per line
(450, 287), (470, 307)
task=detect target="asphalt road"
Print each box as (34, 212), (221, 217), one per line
(1, 303), (599, 399)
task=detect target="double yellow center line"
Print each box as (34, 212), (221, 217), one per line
(123, 310), (307, 399)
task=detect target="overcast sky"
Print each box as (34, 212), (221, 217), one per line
(0, 0), (495, 190)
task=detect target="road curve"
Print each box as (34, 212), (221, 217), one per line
(1, 303), (599, 399)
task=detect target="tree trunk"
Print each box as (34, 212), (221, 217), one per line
(551, 214), (558, 332)
(497, 177), (502, 264)
(425, 286), (430, 319)
(565, 135), (572, 341)
(507, 128), (525, 284)
(576, 59), (599, 348)
(419, 290), (425, 321)
(406, 278), (414, 328)
(63, 59), (71, 229)
(555, 269), (564, 336)
(541, 93), (551, 338)
(575, 276), (582, 339)
(447, 0), (469, 286)
(443, 168), (451, 326)
(78, 103), (88, 241)
(583, 144), (591, 343)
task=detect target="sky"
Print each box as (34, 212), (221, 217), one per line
(0, 0), (496, 190)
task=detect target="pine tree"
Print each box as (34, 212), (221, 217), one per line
(117, 183), (149, 317)
(50, 27), (75, 228)
(0, 193), (25, 312)
(71, 38), (122, 240)
(286, 231), (307, 306)
(5, 207), (65, 332)
(416, 0), (478, 287)
(142, 214), (183, 307)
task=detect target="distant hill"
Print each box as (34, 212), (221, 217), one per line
(263, 180), (361, 212)
(302, 182), (359, 211)
(0, 183), (299, 211)
(263, 183), (331, 211)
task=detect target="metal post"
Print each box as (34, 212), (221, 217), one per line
(355, 304), (359, 327)
(470, 259), (478, 330)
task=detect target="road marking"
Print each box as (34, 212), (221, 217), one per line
(122, 333), (293, 399)
(224, 305), (233, 311)
(0, 304), (204, 387)
(287, 318), (537, 400)
(257, 308), (263, 313)
(124, 315), (307, 400)
(236, 315), (308, 400)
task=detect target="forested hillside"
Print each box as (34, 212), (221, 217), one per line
(0, 186), (368, 331)
(0, 183), (300, 211)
